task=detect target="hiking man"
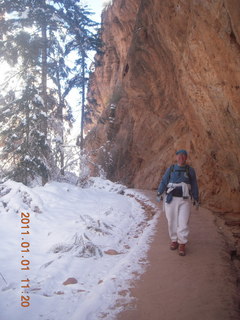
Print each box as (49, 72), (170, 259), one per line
(156, 149), (199, 256)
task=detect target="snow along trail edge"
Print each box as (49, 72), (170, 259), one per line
(71, 188), (160, 320)
(0, 179), (160, 320)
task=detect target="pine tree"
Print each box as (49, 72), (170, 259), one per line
(0, 76), (50, 184)
(57, 0), (102, 149)
(0, 0), (101, 185)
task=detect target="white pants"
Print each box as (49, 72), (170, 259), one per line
(164, 197), (191, 244)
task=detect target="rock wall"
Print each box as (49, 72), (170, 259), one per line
(85, 0), (240, 213)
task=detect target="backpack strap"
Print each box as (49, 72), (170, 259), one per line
(168, 164), (175, 183)
(185, 165), (192, 182)
(168, 164), (192, 183)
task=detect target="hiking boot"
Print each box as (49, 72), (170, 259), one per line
(179, 244), (186, 256)
(170, 242), (179, 250)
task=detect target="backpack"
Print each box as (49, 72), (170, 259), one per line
(168, 164), (191, 183)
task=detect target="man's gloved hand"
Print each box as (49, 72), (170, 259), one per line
(156, 193), (163, 202)
(193, 200), (200, 210)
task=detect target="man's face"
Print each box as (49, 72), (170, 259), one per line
(177, 153), (187, 166)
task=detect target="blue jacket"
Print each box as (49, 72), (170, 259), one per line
(157, 164), (199, 201)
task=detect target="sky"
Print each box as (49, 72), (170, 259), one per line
(83, 0), (107, 22)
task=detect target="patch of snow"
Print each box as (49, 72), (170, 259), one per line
(24, 155), (31, 161)
(0, 178), (159, 320)
(53, 135), (62, 143)
(3, 109), (10, 114)
(33, 95), (44, 106)
(87, 177), (126, 194)
(40, 111), (47, 117)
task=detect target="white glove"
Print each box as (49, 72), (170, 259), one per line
(156, 194), (163, 202)
(193, 200), (200, 210)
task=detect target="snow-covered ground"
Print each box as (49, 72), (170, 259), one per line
(0, 177), (159, 320)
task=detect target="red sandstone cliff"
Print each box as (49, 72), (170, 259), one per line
(84, 0), (240, 213)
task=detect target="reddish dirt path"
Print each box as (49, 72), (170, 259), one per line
(116, 190), (239, 320)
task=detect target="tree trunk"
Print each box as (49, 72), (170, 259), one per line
(41, 16), (47, 133)
(56, 65), (65, 175)
(25, 101), (30, 185)
(40, 0), (48, 185)
(80, 51), (85, 150)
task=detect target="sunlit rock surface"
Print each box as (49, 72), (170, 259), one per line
(85, 0), (240, 213)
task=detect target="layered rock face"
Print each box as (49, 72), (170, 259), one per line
(85, 0), (240, 213)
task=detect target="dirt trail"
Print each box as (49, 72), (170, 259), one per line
(116, 190), (240, 320)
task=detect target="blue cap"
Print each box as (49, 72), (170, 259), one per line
(176, 149), (188, 156)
